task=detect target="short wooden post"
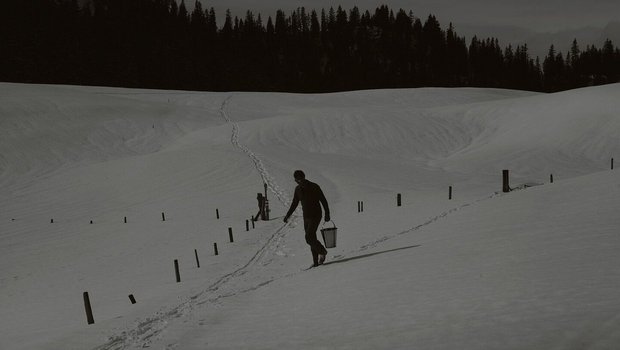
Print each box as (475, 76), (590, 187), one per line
(251, 218), (255, 229)
(194, 249), (200, 268)
(502, 170), (510, 193)
(397, 193), (401, 207)
(216, 209), (220, 219)
(214, 242), (219, 255)
(449, 186), (453, 200)
(162, 212), (166, 221)
(174, 259), (181, 283)
(51, 219), (54, 224)
(357, 201), (361, 213)
(83, 292), (95, 325)
(128, 294), (137, 304)
(90, 220), (93, 224)
(246, 220), (249, 232)
(124, 216), (127, 224)
(612, 158), (614, 170)
(550, 174), (554, 183)
(228, 228), (234, 243)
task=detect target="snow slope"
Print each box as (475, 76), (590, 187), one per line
(1, 82), (619, 349)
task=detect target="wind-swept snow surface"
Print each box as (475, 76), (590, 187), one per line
(1, 83), (619, 349)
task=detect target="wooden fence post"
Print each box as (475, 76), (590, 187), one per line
(162, 212), (166, 221)
(216, 209), (220, 219)
(214, 242), (219, 256)
(128, 294), (137, 304)
(449, 186), (453, 200)
(124, 216), (127, 224)
(83, 292), (95, 325)
(194, 249), (200, 268)
(246, 220), (249, 231)
(228, 228), (234, 243)
(502, 170), (510, 193)
(550, 174), (554, 183)
(397, 193), (401, 207)
(174, 259), (181, 283)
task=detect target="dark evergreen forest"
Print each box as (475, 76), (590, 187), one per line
(2, 0), (619, 92)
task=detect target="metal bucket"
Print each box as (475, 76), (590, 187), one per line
(320, 221), (337, 248)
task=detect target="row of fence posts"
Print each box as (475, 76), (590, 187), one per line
(392, 186), (453, 209)
(81, 180), (274, 324)
(52, 209), (228, 226)
(78, 181), (280, 326)
(69, 159), (620, 226)
(83, 216), (259, 324)
(83, 162), (616, 324)
(386, 159), (616, 208)
(57, 158), (620, 226)
(503, 158), (614, 192)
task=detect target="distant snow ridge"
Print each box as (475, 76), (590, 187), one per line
(219, 96), (288, 206)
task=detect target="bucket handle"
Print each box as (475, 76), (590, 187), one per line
(321, 220), (336, 230)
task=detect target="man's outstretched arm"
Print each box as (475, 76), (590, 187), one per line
(284, 190), (300, 222)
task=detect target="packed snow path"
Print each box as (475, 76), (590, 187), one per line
(219, 95), (288, 206)
(93, 96), (295, 349)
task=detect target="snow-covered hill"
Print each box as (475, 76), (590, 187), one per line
(1, 82), (619, 349)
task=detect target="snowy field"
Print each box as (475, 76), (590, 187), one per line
(1, 82), (620, 349)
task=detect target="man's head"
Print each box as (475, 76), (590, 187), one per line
(293, 170), (305, 183)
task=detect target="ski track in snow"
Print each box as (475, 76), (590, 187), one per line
(358, 192), (501, 251)
(94, 96), (504, 350)
(95, 222), (289, 350)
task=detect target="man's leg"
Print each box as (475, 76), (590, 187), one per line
(304, 218), (327, 265)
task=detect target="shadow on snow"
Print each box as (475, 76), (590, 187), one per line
(324, 244), (422, 266)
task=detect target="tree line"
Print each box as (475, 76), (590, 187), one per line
(1, 0), (619, 93)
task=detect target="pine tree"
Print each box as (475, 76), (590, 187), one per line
(178, 0), (188, 23)
(191, 1), (205, 28)
(543, 44), (557, 91)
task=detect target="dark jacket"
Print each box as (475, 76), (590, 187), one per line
(285, 179), (329, 220)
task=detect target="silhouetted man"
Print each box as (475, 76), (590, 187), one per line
(283, 170), (331, 267)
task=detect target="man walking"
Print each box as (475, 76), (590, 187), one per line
(283, 170), (331, 267)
